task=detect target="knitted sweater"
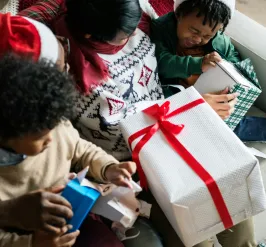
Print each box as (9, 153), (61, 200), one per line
(74, 29), (164, 161)
(0, 121), (118, 247)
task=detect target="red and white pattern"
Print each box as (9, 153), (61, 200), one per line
(74, 29), (164, 161)
(107, 98), (125, 116)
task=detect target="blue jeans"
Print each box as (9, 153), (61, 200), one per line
(234, 117), (266, 142)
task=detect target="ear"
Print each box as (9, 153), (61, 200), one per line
(84, 34), (92, 39)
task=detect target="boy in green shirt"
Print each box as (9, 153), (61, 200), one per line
(151, 0), (239, 120)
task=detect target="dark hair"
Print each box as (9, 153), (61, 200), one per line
(0, 54), (76, 140)
(65, 0), (142, 42)
(175, 0), (231, 32)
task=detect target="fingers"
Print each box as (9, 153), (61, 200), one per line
(46, 202), (73, 219)
(68, 173), (77, 181)
(112, 168), (133, 188)
(119, 162), (137, 175)
(46, 185), (65, 194)
(59, 230), (80, 246)
(45, 193), (72, 210)
(215, 93), (239, 103)
(46, 215), (67, 228)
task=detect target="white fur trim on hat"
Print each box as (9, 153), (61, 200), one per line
(25, 17), (59, 63)
(174, 0), (235, 17)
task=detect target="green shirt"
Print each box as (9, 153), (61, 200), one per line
(151, 12), (241, 95)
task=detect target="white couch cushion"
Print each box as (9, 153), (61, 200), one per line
(226, 10), (266, 112)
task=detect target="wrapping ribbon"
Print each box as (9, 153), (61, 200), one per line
(128, 99), (233, 229)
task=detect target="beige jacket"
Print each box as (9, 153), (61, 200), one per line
(0, 121), (118, 247)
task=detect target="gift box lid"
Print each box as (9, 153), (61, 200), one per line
(62, 178), (101, 232)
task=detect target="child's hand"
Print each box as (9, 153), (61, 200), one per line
(202, 88), (239, 119)
(9, 186), (73, 234)
(32, 225), (80, 247)
(202, 52), (222, 72)
(104, 162), (137, 188)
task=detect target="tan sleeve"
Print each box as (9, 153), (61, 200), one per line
(67, 123), (119, 182)
(0, 229), (32, 247)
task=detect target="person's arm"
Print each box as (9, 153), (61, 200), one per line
(225, 41), (241, 63)
(68, 123), (119, 183)
(18, 0), (64, 27)
(151, 22), (203, 82)
(0, 229), (32, 247)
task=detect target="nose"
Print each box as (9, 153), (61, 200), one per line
(193, 35), (202, 44)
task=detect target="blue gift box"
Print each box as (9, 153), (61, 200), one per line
(61, 178), (101, 232)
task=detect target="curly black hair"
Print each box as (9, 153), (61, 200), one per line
(175, 0), (231, 32)
(0, 54), (76, 140)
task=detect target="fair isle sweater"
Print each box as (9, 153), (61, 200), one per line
(74, 29), (164, 161)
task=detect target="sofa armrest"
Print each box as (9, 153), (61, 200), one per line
(225, 10), (266, 112)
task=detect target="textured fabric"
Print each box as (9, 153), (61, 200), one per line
(150, 12), (240, 88)
(0, 13), (58, 62)
(0, 121), (119, 247)
(0, 148), (26, 166)
(74, 29), (164, 161)
(120, 87), (266, 246)
(53, 15), (126, 94)
(234, 117), (266, 142)
(74, 216), (124, 247)
(19, 0), (37, 12)
(0, 0), (18, 15)
(122, 218), (163, 247)
(139, 190), (256, 247)
(149, 0), (173, 17)
(18, 0), (64, 27)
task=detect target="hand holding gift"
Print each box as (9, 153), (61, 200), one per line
(202, 51), (222, 72)
(3, 185), (73, 234)
(202, 87), (239, 119)
(32, 226), (79, 247)
(104, 162), (137, 188)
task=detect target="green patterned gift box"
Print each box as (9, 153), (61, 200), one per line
(224, 58), (261, 130)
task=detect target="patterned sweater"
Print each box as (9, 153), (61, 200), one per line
(20, 1), (164, 161)
(75, 29), (164, 160)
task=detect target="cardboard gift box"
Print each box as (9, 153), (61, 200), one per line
(194, 59), (261, 130)
(91, 180), (142, 228)
(61, 169), (101, 232)
(120, 87), (266, 247)
(62, 168), (142, 231)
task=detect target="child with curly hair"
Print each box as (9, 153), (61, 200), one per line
(151, 0), (239, 120)
(0, 55), (136, 247)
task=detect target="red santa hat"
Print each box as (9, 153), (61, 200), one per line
(174, 0), (235, 17)
(0, 13), (59, 63)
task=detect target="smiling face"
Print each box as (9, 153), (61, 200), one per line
(4, 129), (53, 156)
(177, 11), (223, 48)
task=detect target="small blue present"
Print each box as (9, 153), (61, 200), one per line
(62, 170), (101, 232)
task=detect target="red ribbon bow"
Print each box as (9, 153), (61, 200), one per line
(128, 99), (233, 229)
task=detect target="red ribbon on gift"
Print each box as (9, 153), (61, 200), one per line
(128, 99), (233, 229)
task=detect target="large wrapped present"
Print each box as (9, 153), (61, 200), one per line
(194, 59), (261, 130)
(120, 87), (266, 247)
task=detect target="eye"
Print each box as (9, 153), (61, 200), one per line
(189, 28), (198, 34)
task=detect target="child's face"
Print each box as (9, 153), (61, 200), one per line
(6, 129), (53, 156)
(177, 11), (223, 48)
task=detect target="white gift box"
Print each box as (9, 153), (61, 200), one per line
(91, 181), (142, 228)
(120, 87), (266, 247)
(76, 168), (142, 228)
